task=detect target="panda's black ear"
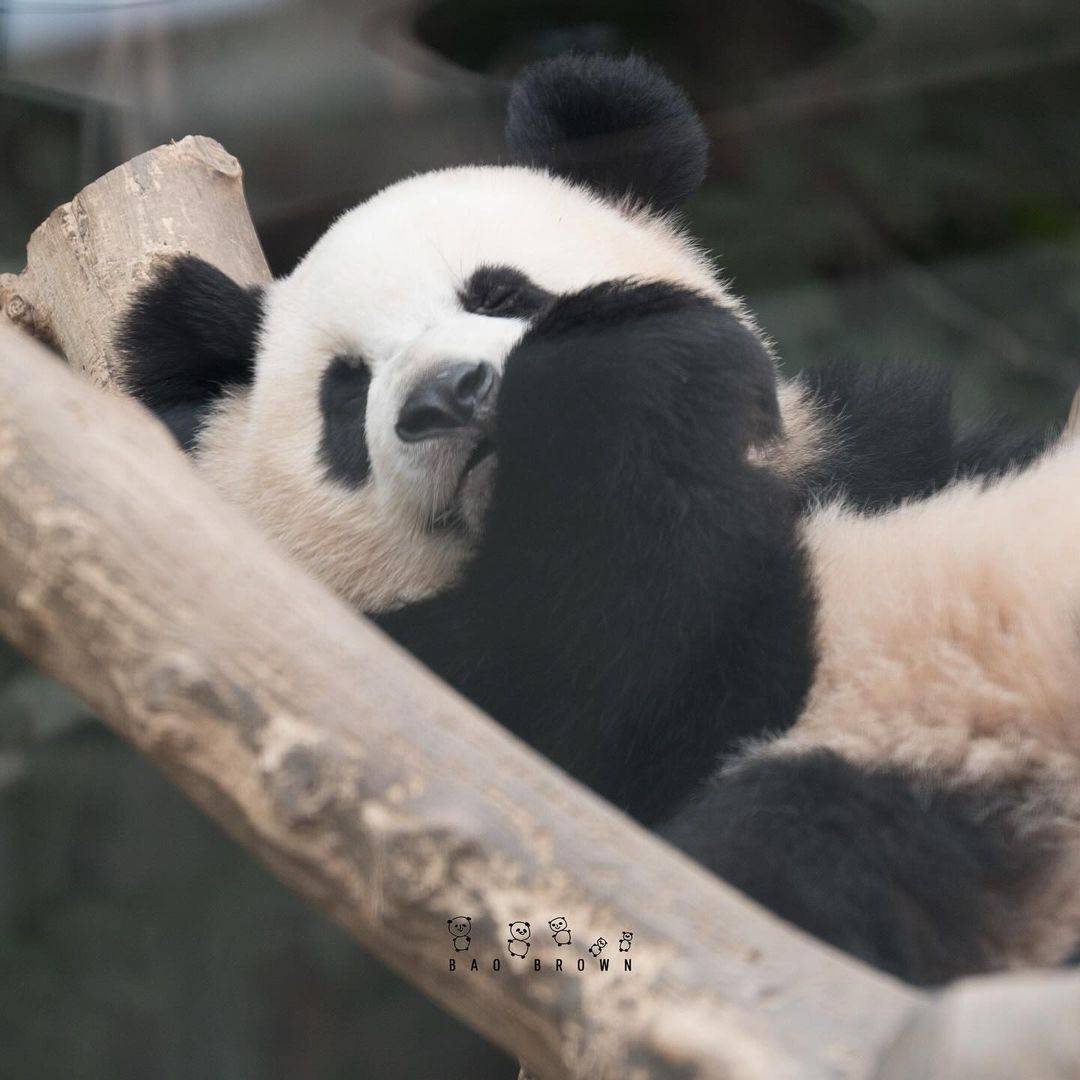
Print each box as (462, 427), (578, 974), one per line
(505, 53), (707, 212)
(116, 255), (263, 451)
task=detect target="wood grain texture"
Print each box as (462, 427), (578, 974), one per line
(875, 970), (1080, 1080)
(0, 322), (925, 1078)
(0, 135), (269, 387)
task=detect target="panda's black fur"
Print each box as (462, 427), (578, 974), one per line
(505, 52), (709, 211)
(793, 360), (1049, 512)
(117, 255), (263, 452)
(377, 280), (814, 825)
(664, 751), (1038, 987)
(319, 357), (374, 486)
(117, 54), (1073, 986)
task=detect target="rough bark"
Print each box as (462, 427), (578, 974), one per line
(0, 322), (925, 1077)
(0, 135), (269, 386)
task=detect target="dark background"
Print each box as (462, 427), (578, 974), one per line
(2, 1), (1079, 1076)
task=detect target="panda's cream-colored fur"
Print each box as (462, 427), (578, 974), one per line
(800, 437), (1080, 775)
(778, 438), (1080, 964)
(189, 160), (1080, 966)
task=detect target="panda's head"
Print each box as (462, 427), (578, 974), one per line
(447, 916), (471, 938)
(196, 55), (760, 610)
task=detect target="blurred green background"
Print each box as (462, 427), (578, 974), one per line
(2, 1), (1079, 1076)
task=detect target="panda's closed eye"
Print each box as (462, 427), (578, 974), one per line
(320, 355), (372, 488)
(460, 265), (552, 319)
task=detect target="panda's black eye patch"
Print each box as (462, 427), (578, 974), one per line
(319, 355), (372, 488)
(460, 265), (552, 320)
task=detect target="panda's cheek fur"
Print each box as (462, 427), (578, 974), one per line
(364, 379), (402, 465)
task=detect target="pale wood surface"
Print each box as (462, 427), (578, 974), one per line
(875, 970), (1080, 1080)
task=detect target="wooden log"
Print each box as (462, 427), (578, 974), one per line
(874, 970), (1080, 1080)
(0, 322), (925, 1077)
(0, 135), (269, 388)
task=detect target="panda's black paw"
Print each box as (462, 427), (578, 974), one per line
(496, 279), (780, 488)
(116, 255), (264, 449)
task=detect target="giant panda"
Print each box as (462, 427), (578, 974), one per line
(117, 53), (1080, 987)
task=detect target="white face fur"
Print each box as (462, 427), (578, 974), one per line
(195, 165), (751, 611)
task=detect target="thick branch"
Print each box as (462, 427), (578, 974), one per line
(0, 323), (925, 1077)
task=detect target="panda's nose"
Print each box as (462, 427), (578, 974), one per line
(395, 361), (495, 442)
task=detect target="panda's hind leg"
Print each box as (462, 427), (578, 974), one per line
(661, 748), (1030, 985)
(115, 255), (264, 451)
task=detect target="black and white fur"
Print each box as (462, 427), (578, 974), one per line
(118, 54), (1079, 986)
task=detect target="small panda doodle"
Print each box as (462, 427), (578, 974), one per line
(548, 916), (572, 947)
(619, 931), (633, 953)
(588, 938), (607, 957)
(447, 915), (472, 952)
(507, 921), (531, 958)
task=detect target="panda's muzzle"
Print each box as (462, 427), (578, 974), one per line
(395, 361), (496, 443)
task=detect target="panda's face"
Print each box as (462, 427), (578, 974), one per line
(220, 165), (737, 610)
(509, 920), (531, 939)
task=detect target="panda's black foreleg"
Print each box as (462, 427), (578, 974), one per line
(115, 255), (264, 450)
(793, 361), (1051, 512)
(376, 281), (815, 825)
(661, 748), (1028, 985)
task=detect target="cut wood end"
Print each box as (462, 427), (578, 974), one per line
(173, 134), (243, 178)
(27, 135), (241, 249)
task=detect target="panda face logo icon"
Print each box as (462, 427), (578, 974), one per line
(447, 915), (472, 952)
(548, 916), (572, 946)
